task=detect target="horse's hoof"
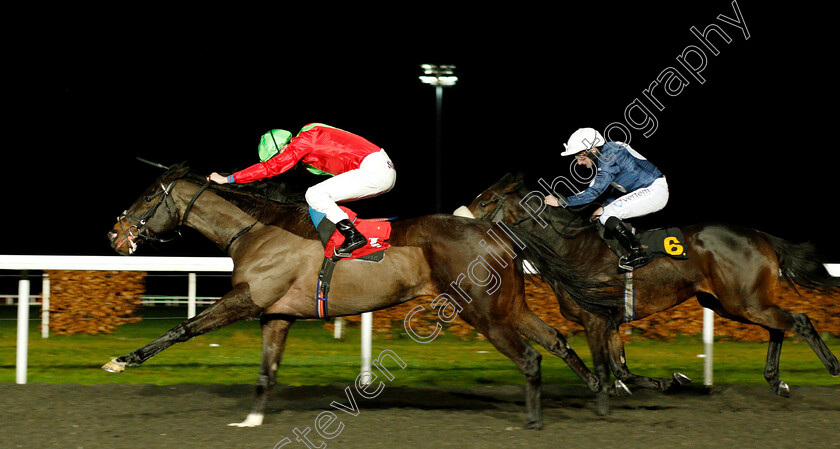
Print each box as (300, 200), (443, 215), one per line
(524, 420), (543, 430)
(615, 380), (632, 396)
(595, 392), (610, 417)
(775, 381), (791, 398)
(673, 372), (692, 385)
(228, 413), (264, 428)
(102, 358), (126, 373)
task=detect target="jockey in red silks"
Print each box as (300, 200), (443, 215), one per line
(208, 123), (396, 258)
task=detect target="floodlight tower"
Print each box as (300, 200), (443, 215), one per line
(419, 64), (457, 213)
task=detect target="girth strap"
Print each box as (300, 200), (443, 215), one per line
(624, 270), (635, 322)
(316, 257), (338, 319)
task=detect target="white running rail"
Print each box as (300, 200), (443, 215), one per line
(2, 255), (837, 386)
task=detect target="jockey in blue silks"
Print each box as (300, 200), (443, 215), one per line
(545, 127), (669, 270)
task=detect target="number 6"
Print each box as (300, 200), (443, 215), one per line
(664, 236), (684, 255)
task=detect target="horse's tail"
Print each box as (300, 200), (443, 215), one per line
(761, 232), (840, 293)
(505, 224), (623, 317)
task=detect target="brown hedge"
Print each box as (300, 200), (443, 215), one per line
(328, 278), (839, 342)
(45, 270), (145, 335)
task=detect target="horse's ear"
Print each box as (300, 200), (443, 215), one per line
(498, 172), (514, 184)
(161, 161), (191, 179)
(501, 172), (525, 193)
(175, 161), (190, 173)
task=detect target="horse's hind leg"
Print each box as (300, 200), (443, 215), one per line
(742, 303), (839, 395)
(230, 315), (295, 427)
(790, 312), (840, 376)
(764, 328), (788, 396)
(606, 327), (691, 392)
(102, 283), (261, 372)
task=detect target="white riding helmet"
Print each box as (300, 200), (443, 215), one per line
(561, 127), (606, 156)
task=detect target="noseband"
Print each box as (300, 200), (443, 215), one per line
(117, 177), (211, 244)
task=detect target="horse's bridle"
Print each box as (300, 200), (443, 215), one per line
(117, 177), (211, 245)
(477, 190), (513, 224)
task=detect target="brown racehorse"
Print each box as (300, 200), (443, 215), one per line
(466, 173), (839, 412)
(103, 164), (617, 429)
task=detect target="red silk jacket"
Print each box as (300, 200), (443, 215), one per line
(230, 123), (381, 183)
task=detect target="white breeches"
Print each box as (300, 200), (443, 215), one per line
(305, 149), (396, 223)
(598, 177), (669, 225)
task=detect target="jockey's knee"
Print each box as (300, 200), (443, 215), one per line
(306, 186), (348, 224)
(304, 185), (328, 205)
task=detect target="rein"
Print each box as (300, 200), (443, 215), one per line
(223, 190), (268, 253)
(118, 179), (181, 245)
(120, 173), (274, 254)
(118, 178), (212, 245)
(481, 186), (593, 239)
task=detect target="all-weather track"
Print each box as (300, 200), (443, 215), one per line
(1, 383), (837, 448)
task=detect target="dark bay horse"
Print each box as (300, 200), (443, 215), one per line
(466, 173), (839, 408)
(103, 164), (616, 428)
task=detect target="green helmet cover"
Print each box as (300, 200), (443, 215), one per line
(258, 129), (293, 162)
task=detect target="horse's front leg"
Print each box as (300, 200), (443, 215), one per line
(229, 314), (296, 427)
(102, 283), (262, 372)
(605, 326), (691, 392)
(581, 316), (614, 417)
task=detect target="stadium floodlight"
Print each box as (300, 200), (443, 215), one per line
(419, 64), (457, 212)
(419, 64), (458, 86)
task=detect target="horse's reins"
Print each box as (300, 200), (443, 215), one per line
(223, 187), (269, 253)
(480, 186), (592, 239)
(119, 176), (263, 253)
(117, 179), (182, 246)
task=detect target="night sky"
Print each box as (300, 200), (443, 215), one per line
(6, 2), (839, 261)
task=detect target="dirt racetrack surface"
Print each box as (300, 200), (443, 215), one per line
(1, 383), (838, 449)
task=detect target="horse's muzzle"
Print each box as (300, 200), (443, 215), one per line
(108, 225), (139, 255)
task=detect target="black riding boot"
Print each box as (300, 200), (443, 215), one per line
(334, 219), (367, 258)
(605, 216), (650, 270)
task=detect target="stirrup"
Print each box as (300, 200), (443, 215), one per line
(334, 238), (366, 258)
(618, 256), (634, 272)
(619, 252), (649, 271)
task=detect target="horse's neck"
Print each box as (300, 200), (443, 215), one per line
(172, 182), (279, 250)
(521, 208), (596, 250)
(210, 187), (317, 239)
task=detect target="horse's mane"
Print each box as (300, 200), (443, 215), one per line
(184, 170), (303, 202)
(513, 182), (597, 235)
(165, 164), (314, 232)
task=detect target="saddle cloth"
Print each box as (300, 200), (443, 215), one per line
(598, 224), (688, 320)
(311, 206), (392, 261)
(311, 206), (392, 319)
(600, 225), (690, 265)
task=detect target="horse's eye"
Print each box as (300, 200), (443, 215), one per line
(145, 197), (153, 203)
(479, 202), (488, 208)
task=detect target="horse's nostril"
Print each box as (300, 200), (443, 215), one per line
(108, 231), (118, 241)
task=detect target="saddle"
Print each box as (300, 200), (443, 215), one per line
(597, 223), (689, 322)
(598, 223), (689, 267)
(310, 206), (392, 319)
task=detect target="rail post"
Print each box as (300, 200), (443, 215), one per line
(41, 273), (50, 339)
(187, 272), (197, 318)
(360, 312), (372, 384)
(16, 271), (30, 384)
(703, 307), (714, 387)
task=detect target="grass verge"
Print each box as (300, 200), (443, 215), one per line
(1, 306), (838, 387)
